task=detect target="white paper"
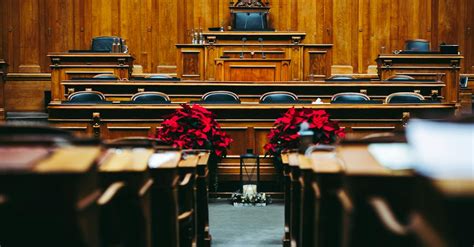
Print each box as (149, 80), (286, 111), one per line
(368, 143), (415, 170)
(148, 152), (177, 168)
(406, 119), (474, 179)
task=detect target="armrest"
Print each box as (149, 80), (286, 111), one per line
(97, 181), (126, 206)
(179, 173), (193, 187)
(368, 197), (409, 236)
(138, 179), (154, 197)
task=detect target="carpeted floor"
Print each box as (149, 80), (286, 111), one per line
(209, 199), (284, 247)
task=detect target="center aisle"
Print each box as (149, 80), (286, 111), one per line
(209, 200), (284, 247)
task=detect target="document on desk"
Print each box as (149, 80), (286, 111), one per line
(368, 143), (415, 170)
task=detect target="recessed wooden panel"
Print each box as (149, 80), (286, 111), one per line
(229, 66), (276, 81)
(182, 52), (201, 78)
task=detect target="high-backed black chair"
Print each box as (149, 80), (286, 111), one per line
(331, 93), (370, 103)
(233, 12), (269, 31)
(91, 36), (123, 52)
(328, 75), (356, 81)
(145, 74), (172, 80)
(460, 76), (469, 88)
(201, 91), (240, 104)
(386, 75), (415, 81)
(131, 92), (171, 104)
(385, 92), (425, 103)
(405, 39), (430, 52)
(93, 73), (119, 80)
(67, 91), (106, 103)
(259, 91), (298, 103)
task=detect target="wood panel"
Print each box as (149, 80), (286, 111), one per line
(1, 0), (473, 74)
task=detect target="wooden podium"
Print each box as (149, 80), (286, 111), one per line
(177, 31), (332, 81)
(0, 60), (7, 120)
(49, 52), (134, 101)
(376, 54), (463, 104)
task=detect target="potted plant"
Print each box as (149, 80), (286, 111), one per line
(156, 104), (233, 191)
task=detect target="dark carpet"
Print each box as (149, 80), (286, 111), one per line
(209, 199), (284, 247)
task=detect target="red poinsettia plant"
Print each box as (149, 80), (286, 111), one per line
(156, 104), (233, 157)
(264, 108), (345, 156)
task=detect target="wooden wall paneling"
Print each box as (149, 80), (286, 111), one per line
(0, 0), (4, 60)
(333, 0), (357, 73)
(157, 0), (179, 71)
(466, 0), (474, 73)
(17, 0), (40, 73)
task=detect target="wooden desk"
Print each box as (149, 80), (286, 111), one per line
(48, 103), (455, 185)
(376, 54), (463, 104)
(49, 53), (134, 101)
(0, 60), (7, 120)
(61, 80), (446, 103)
(177, 31), (332, 81)
(0, 146), (102, 247)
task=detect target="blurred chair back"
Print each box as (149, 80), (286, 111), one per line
(460, 76), (469, 88)
(331, 92), (370, 103)
(405, 39), (430, 52)
(145, 74), (173, 80)
(93, 73), (119, 80)
(202, 91), (240, 103)
(387, 75), (416, 81)
(131, 92), (171, 104)
(328, 75), (356, 81)
(67, 91), (106, 103)
(260, 91), (298, 103)
(385, 92), (425, 103)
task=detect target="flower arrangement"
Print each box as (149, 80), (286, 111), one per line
(156, 104), (233, 158)
(264, 108), (345, 157)
(231, 192), (271, 207)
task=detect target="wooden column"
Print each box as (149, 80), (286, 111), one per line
(0, 60), (7, 120)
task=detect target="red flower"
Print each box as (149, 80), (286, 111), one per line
(156, 104), (233, 158)
(264, 108), (344, 156)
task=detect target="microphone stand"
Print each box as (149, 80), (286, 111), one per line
(240, 37), (247, 59)
(258, 37), (265, 59)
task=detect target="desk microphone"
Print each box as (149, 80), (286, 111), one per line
(258, 37), (265, 59)
(240, 37), (247, 59)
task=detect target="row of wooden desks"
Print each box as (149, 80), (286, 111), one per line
(0, 141), (212, 247)
(60, 80), (447, 103)
(282, 142), (474, 247)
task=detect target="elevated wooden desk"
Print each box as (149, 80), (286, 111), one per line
(177, 31), (332, 81)
(0, 60), (7, 120)
(61, 80), (446, 103)
(376, 54), (463, 104)
(48, 52), (134, 101)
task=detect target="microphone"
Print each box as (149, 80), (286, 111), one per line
(240, 37), (247, 59)
(258, 37), (265, 59)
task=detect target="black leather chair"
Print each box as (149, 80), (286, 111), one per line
(201, 91), (240, 103)
(233, 12), (268, 31)
(331, 92), (370, 103)
(460, 76), (469, 88)
(67, 91), (106, 103)
(93, 74), (119, 79)
(145, 74), (172, 80)
(328, 75), (356, 81)
(405, 39), (430, 52)
(386, 75), (415, 81)
(91, 36), (122, 52)
(385, 92), (425, 103)
(259, 91), (298, 103)
(131, 92), (171, 104)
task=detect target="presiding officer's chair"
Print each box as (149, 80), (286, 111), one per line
(67, 91), (106, 103)
(259, 91), (298, 104)
(331, 92), (371, 103)
(385, 92), (425, 103)
(93, 74), (120, 80)
(387, 75), (416, 81)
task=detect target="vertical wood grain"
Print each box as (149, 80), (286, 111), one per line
(1, 0), (472, 74)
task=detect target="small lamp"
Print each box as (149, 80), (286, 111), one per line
(239, 149), (260, 197)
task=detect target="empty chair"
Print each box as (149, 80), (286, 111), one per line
(260, 91), (298, 103)
(145, 74), (173, 79)
(405, 39), (430, 52)
(331, 92), (370, 103)
(385, 92), (425, 103)
(131, 92), (171, 104)
(93, 73), (119, 79)
(67, 91), (106, 103)
(91, 36), (122, 52)
(201, 91), (240, 104)
(386, 75), (415, 81)
(460, 76), (469, 88)
(328, 75), (356, 81)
